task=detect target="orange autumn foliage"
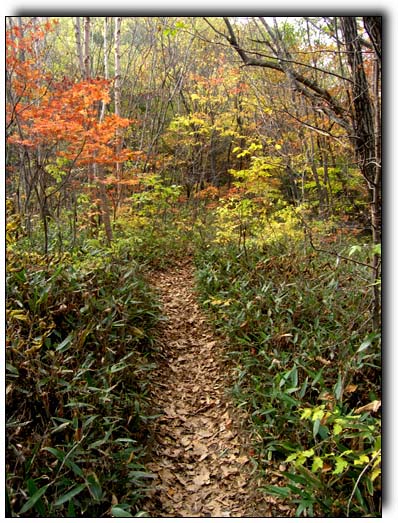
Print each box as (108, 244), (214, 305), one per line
(7, 20), (132, 169)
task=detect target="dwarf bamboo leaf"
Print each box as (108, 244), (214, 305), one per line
(54, 484), (86, 506)
(19, 484), (49, 514)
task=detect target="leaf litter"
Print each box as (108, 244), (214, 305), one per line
(141, 259), (273, 517)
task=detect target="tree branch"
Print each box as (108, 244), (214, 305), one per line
(221, 17), (352, 133)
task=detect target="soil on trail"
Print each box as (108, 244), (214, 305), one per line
(142, 259), (267, 517)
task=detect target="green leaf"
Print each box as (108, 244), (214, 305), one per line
(26, 479), (46, 516)
(298, 377), (309, 399)
(111, 506), (134, 517)
(42, 446), (84, 478)
(86, 472), (102, 501)
(54, 484), (86, 506)
(283, 471), (309, 486)
(313, 418), (321, 439)
(318, 424), (329, 440)
(67, 499), (76, 517)
(6, 362), (19, 376)
(311, 368), (323, 387)
(55, 333), (73, 352)
(349, 245), (362, 256)
(43, 446), (65, 461)
(265, 485), (291, 498)
(333, 372), (343, 401)
(358, 333), (380, 352)
(19, 484), (49, 514)
(296, 498), (314, 517)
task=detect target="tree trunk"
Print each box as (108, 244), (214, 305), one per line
(340, 16), (381, 329)
(114, 17), (122, 209)
(99, 17), (109, 122)
(74, 17), (85, 78)
(83, 17), (91, 80)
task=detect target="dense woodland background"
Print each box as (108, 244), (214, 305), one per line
(6, 16), (381, 517)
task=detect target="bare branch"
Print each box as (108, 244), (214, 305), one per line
(221, 17), (352, 133)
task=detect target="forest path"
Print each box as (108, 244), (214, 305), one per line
(141, 259), (267, 517)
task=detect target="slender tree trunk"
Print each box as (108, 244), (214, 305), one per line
(94, 164), (113, 245)
(74, 17), (85, 78)
(83, 17), (91, 80)
(308, 132), (325, 215)
(114, 17), (122, 210)
(16, 17), (26, 61)
(100, 17), (109, 122)
(81, 16), (113, 244)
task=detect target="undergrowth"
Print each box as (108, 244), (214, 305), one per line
(6, 239), (161, 517)
(194, 235), (381, 517)
(6, 189), (381, 517)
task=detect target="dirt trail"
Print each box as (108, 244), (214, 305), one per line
(141, 260), (268, 517)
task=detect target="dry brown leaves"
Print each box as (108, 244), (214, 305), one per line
(141, 260), (271, 517)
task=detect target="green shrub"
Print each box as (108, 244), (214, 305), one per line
(6, 243), (160, 517)
(194, 236), (381, 517)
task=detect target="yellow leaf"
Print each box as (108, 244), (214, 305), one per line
(285, 452), (298, 463)
(11, 313), (29, 321)
(354, 454), (370, 466)
(311, 406), (326, 421)
(370, 467), (381, 482)
(131, 326), (144, 337)
(312, 456), (323, 472)
(210, 298), (224, 305)
(332, 457), (349, 475)
(300, 408), (313, 420)
(25, 341), (43, 355)
(9, 309), (28, 321)
(333, 423), (343, 435)
(126, 450), (135, 464)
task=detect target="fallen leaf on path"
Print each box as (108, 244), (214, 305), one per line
(158, 469), (175, 483)
(142, 263), (271, 517)
(198, 429), (214, 439)
(192, 441), (208, 456)
(221, 465), (239, 478)
(191, 467), (211, 487)
(180, 435), (192, 447)
(236, 455), (249, 465)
